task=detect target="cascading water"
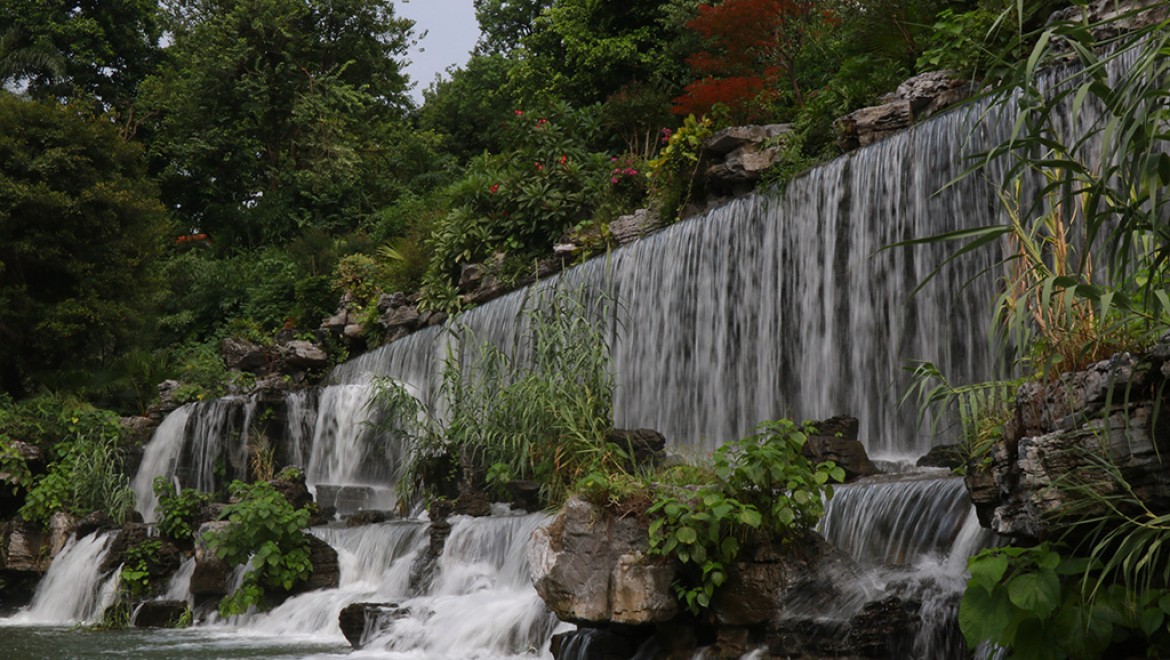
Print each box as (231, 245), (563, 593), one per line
(10, 38), (1147, 659)
(5, 532), (119, 625)
(814, 474), (997, 658)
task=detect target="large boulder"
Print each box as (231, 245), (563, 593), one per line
(529, 497), (678, 625)
(280, 340), (329, 370)
(294, 534), (340, 593)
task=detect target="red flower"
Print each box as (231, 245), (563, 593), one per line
(489, 183), (500, 194)
(560, 154), (568, 165)
(514, 109), (524, 116)
(534, 162), (543, 171)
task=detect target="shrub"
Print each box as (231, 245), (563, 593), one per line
(647, 114), (714, 222)
(153, 477), (211, 542)
(203, 480), (312, 616)
(647, 419), (845, 613)
(20, 431), (135, 526)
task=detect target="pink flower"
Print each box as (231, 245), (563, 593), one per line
(535, 162), (543, 171)
(624, 168), (638, 176)
(611, 177), (619, 184)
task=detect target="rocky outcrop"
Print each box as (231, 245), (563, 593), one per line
(530, 497), (678, 626)
(703, 124), (792, 197)
(295, 534), (340, 593)
(966, 335), (1170, 542)
(836, 71), (972, 150)
(531, 497), (881, 659)
(190, 521), (232, 600)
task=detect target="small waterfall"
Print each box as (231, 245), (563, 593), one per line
(237, 513), (562, 658)
(816, 475), (996, 658)
(133, 404), (193, 521)
(10, 532), (118, 625)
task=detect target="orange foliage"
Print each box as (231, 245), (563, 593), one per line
(673, 0), (833, 119)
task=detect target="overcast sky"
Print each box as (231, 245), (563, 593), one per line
(395, 1), (480, 103)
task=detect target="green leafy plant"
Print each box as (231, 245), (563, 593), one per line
(647, 114), (713, 222)
(119, 540), (163, 598)
(203, 480), (312, 616)
(20, 430), (135, 526)
(902, 360), (1023, 471)
(153, 477), (211, 542)
(648, 419), (845, 613)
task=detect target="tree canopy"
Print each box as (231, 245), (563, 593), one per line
(0, 94), (169, 397)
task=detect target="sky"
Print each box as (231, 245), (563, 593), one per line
(395, 1), (481, 103)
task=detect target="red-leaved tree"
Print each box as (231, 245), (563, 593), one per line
(673, 0), (834, 120)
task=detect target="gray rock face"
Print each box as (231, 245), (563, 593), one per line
(967, 340), (1170, 542)
(1, 521), (48, 573)
(280, 340), (329, 369)
(295, 534), (340, 593)
(221, 337), (269, 372)
(529, 497), (678, 625)
(837, 71), (972, 150)
(705, 124), (792, 155)
(607, 209), (663, 245)
(804, 416), (878, 481)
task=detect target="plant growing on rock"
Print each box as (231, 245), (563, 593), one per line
(648, 419), (845, 613)
(373, 287), (622, 507)
(203, 480), (312, 616)
(153, 476), (211, 543)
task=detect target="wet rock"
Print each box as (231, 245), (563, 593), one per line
(268, 469), (314, 511)
(504, 480), (542, 513)
(893, 70), (973, 119)
(339, 602), (410, 649)
(345, 510), (389, 527)
(453, 490), (492, 517)
(846, 595), (921, 657)
(46, 512), (77, 558)
(916, 444), (965, 470)
(968, 343), (1170, 542)
(705, 124), (791, 155)
(75, 510), (117, 540)
(606, 428), (667, 468)
(530, 496), (678, 625)
(294, 534), (340, 593)
(836, 100), (913, 150)
(803, 416), (878, 481)
(1, 521), (48, 573)
(380, 305), (421, 333)
(551, 627), (641, 660)
(190, 521), (232, 597)
(713, 531), (860, 627)
(133, 600), (189, 628)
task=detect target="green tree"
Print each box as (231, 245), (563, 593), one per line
(141, 0), (415, 249)
(0, 1), (163, 115)
(515, 0), (693, 107)
(0, 95), (169, 398)
(473, 0), (553, 55)
(417, 54), (520, 160)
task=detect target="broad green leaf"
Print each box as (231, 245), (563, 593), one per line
(1007, 570), (1061, 620)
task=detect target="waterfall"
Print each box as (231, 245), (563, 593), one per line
(235, 512), (563, 657)
(815, 475), (997, 658)
(133, 404), (193, 522)
(7, 532), (119, 625)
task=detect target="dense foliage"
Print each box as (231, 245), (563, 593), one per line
(648, 420), (845, 612)
(203, 477), (313, 615)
